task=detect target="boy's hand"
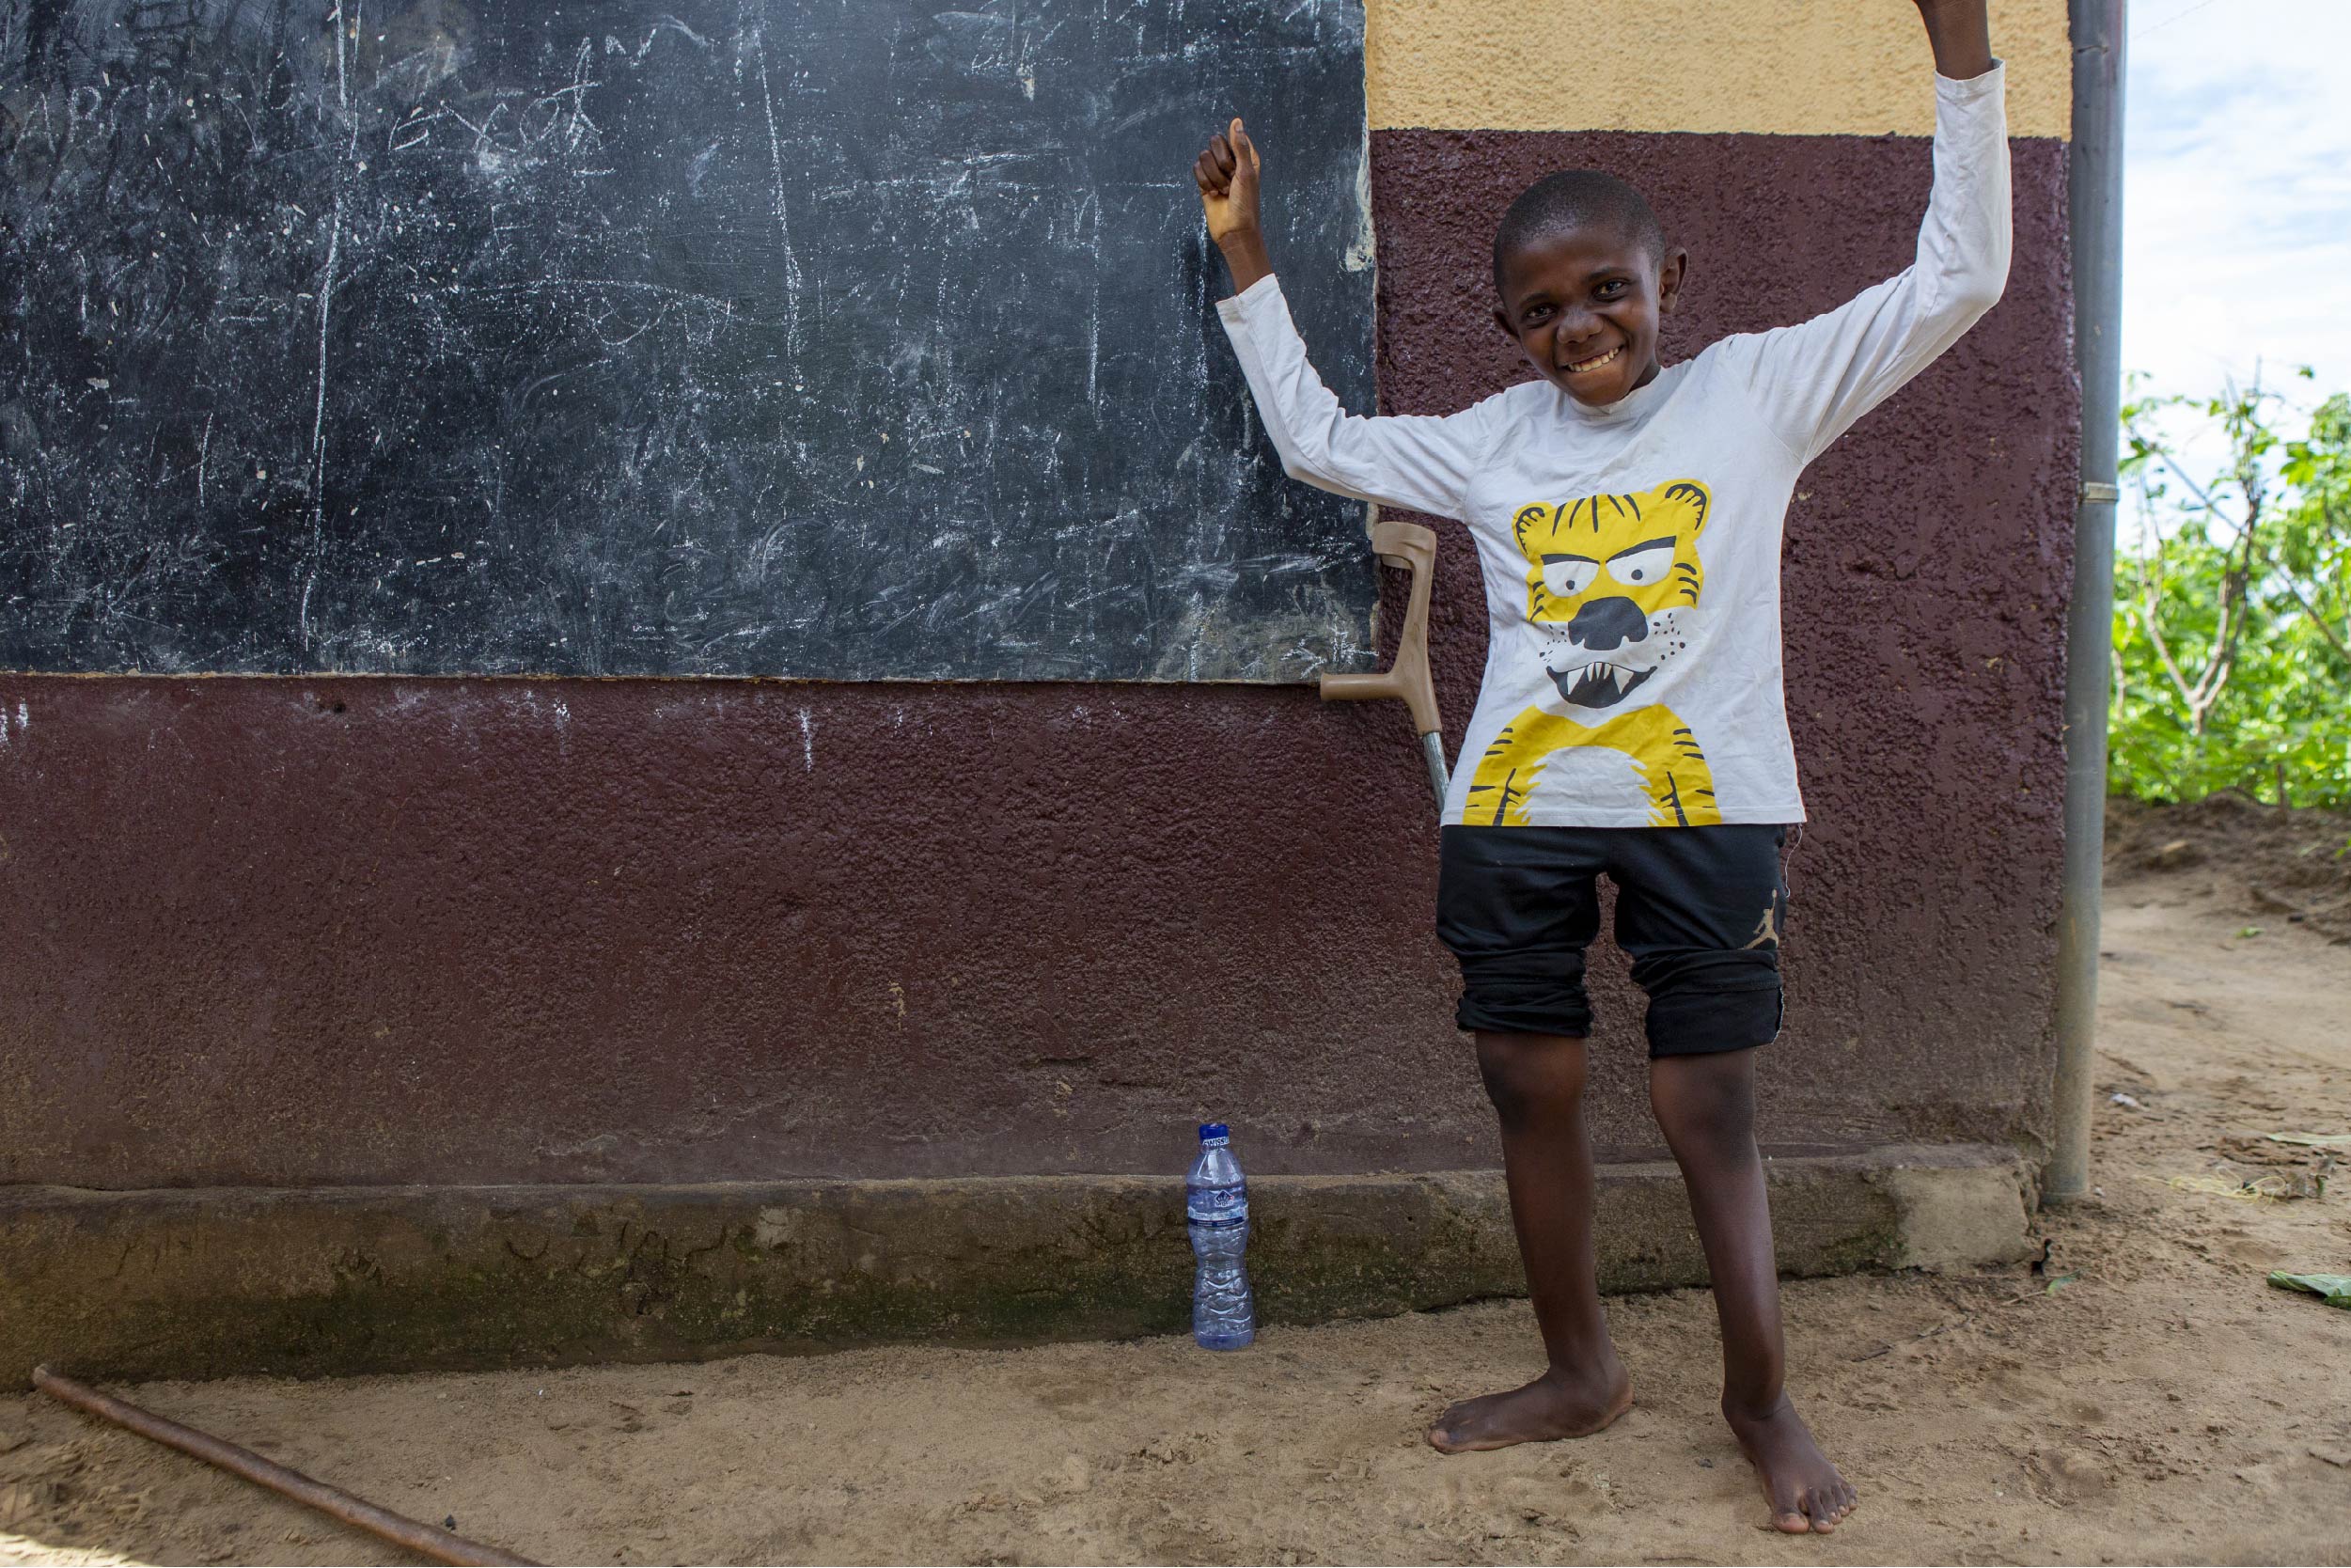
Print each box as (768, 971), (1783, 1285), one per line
(1194, 118), (1261, 243)
(1911, 0), (1994, 80)
(1194, 118), (1272, 292)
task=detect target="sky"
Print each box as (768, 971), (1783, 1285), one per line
(2122, 0), (2351, 407)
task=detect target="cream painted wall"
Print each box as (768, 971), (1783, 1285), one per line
(1365, 0), (2073, 136)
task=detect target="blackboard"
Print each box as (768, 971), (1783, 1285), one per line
(0, 0), (1377, 680)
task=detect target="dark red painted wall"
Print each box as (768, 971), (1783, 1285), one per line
(0, 133), (2076, 1189)
(0, 679), (1485, 1185)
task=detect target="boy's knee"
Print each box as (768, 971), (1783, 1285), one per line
(1474, 1031), (1587, 1128)
(1648, 1051), (1757, 1152)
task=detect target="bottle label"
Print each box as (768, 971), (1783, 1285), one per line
(1186, 1184), (1246, 1226)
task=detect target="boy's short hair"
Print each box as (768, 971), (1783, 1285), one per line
(1492, 171), (1667, 294)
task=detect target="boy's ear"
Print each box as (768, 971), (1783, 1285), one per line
(1492, 306), (1517, 340)
(1657, 247), (1690, 316)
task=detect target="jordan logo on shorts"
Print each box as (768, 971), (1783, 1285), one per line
(1741, 905), (1780, 950)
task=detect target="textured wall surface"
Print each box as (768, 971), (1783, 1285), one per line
(0, 678), (1480, 1186)
(0, 0), (2080, 1193)
(1365, 0), (2073, 133)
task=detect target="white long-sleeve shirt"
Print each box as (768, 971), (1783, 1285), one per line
(1217, 66), (2012, 828)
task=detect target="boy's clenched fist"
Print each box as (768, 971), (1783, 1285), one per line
(1193, 118), (1272, 292)
(1193, 118), (1261, 242)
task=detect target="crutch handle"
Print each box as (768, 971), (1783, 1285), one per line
(1320, 520), (1448, 808)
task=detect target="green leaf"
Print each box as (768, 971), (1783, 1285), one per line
(2268, 1272), (2351, 1308)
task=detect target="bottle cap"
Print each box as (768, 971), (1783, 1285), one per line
(1198, 1122), (1229, 1143)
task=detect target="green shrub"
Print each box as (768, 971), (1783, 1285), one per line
(2110, 378), (2351, 808)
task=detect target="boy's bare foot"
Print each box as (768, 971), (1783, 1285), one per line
(1725, 1393), (1856, 1533)
(1425, 1356), (1632, 1453)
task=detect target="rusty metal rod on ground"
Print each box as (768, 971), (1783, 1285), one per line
(31, 1364), (537, 1567)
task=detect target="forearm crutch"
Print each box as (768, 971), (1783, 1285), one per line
(1319, 519), (1448, 812)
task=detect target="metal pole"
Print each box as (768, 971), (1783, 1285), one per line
(1418, 729), (1451, 814)
(2046, 0), (2127, 1203)
(32, 1366), (538, 1567)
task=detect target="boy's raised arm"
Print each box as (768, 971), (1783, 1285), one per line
(1915, 0), (1995, 82)
(1721, 0), (2009, 464)
(1195, 118), (1499, 524)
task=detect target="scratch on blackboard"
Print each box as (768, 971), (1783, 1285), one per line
(471, 277), (746, 312)
(561, 38), (601, 152)
(1081, 191), (1101, 403)
(391, 105), (433, 154)
(446, 101), (508, 154)
(196, 413), (212, 508)
(348, 0), (366, 156)
(618, 16), (712, 60)
(332, 0), (349, 116)
(752, 35), (805, 360)
(301, 191), (344, 651)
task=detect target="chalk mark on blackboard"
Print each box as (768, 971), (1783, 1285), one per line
(334, 1), (351, 117)
(751, 33), (805, 363)
(302, 190), (344, 651)
(1082, 191), (1102, 404)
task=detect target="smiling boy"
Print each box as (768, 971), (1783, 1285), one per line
(1192, 0), (2006, 1535)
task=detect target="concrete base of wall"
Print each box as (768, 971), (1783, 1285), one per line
(1, 1145), (2034, 1387)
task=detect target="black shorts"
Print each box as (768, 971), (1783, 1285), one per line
(1435, 823), (1792, 1057)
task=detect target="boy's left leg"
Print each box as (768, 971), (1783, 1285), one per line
(1650, 1048), (1855, 1533)
(1615, 823), (1855, 1535)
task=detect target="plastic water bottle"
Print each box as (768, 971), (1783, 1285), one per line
(1185, 1122), (1255, 1350)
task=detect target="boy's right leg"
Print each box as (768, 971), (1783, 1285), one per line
(1426, 1027), (1632, 1452)
(1429, 826), (1630, 1454)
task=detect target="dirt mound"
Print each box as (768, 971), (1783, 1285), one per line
(2107, 793), (2351, 941)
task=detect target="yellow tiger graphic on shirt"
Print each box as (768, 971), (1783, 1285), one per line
(1463, 478), (1721, 827)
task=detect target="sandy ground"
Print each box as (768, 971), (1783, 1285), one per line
(5, 811), (2351, 1566)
